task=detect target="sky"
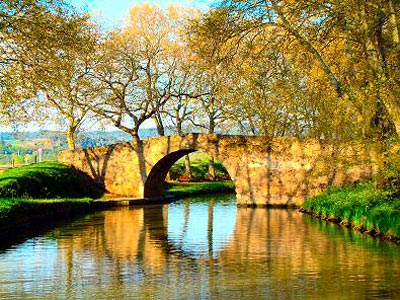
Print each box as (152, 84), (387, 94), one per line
(67, 0), (216, 28)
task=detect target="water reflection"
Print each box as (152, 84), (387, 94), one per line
(0, 194), (399, 300)
(167, 199), (236, 258)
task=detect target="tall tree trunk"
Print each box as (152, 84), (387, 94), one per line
(132, 133), (147, 193)
(208, 109), (216, 181)
(185, 154), (192, 179)
(381, 97), (400, 135)
(360, 5), (399, 136)
(177, 119), (191, 179)
(152, 112), (165, 136)
(208, 156), (216, 181)
(66, 126), (76, 151)
(388, 0), (400, 47)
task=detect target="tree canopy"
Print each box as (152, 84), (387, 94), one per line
(191, 0), (400, 139)
(1, 1), (399, 145)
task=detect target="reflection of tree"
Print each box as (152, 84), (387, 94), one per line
(207, 199), (214, 257)
(104, 208), (144, 260)
(47, 202), (399, 299)
(177, 200), (191, 249)
(216, 209), (399, 299)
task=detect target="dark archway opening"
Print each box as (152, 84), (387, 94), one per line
(144, 150), (196, 198)
(143, 150), (234, 198)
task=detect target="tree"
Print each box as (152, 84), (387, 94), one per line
(1, 0), (99, 150)
(0, 0), (89, 116)
(187, 64), (232, 180)
(89, 4), (202, 188)
(39, 23), (99, 150)
(92, 4), (189, 140)
(194, 0), (400, 139)
(165, 77), (198, 179)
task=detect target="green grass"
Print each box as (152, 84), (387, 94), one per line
(169, 155), (231, 181)
(302, 183), (400, 239)
(0, 161), (103, 233)
(0, 161), (103, 199)
(164, 181), (235, 198)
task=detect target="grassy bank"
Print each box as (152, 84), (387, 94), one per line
(164, 181), (235, 198)
(0, 161), (104, 236)
(0, 161), (103, 198)
(301, 183), (400, 242)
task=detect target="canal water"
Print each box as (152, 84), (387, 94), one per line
(0, 194), (399, 299)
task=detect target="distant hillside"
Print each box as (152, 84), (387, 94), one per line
(0, 128), (167, 148)
(0, 128), (170, 165)
(78, 128), (166, 148)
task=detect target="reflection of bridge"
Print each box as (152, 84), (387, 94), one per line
(52, 201), (394, 299)
(59, 134), (378, 206)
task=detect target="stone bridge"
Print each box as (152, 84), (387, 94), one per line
(59, 134), (380, 206)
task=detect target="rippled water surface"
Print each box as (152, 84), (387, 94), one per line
(0, 194), (399, 299)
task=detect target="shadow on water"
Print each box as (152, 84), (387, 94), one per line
(0, 211), (93, 253)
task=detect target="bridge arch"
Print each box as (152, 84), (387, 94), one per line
(144, 149), (235, 198)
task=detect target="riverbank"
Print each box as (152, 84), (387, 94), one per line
(0, 161), (104, 238)
(0, 168), (235, 237)
(164, 181), (235, 198)
(300, 183), (400, 243)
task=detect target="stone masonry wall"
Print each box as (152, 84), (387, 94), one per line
(59, 134), (380, 206)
